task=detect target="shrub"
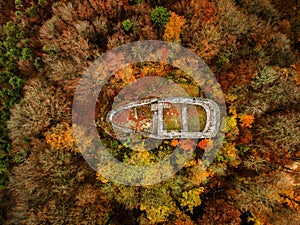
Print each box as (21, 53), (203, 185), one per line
(6, 140), (110, 225)
(99, 143), (208, 224)
(265, 33), (296, 67)
(51, 2), (76, 24)
(253, 110), (300, 166)
(215, 0), (256, 35)
(270, 208), (300, 225)
(129, 0), (144, 4)
(198, 199), (242, 225)
(37, 0), (47, 7)
(234, 66), (300, 117)
(237, 0), (280, 22)
(129, 14), (158, 40)
(45, 122), (78, 152)
(251, 66), (278, 89)
(0, 19), (39, 187)
(75, 20), (95, 39)
(7, 79), (70, 145)
(85, 0), (130, 21)
(28, 5), (38, 18)
(20, 47), (33, 61)
(40, 19), (93, 92)
(107, 31), (132, 50)
(163, 12), (185, 43)
(233, 176), (280, 223)
(233, 169), (300, 224)
(77, 0), (95, 19)
(122, 19), (133, 32)
(243, 155), (267, 172)
(150, 6), (170, 27)
(238, 114), (255, 128)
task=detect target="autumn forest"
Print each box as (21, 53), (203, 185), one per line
(0, 0), (300, 224)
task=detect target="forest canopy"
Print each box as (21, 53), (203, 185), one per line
(0, 0), (299, 224)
